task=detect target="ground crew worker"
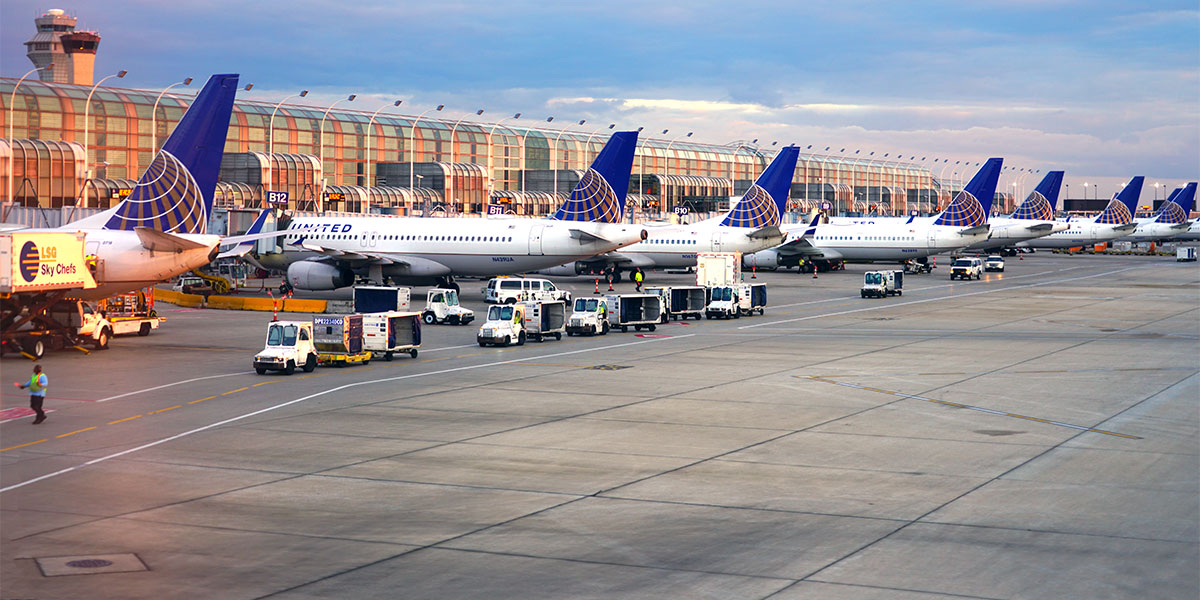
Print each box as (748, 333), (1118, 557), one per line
(14, 364), (48, 424)
(634, 268), (644, 292)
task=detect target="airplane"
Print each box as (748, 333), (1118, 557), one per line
(747, 157), (1004, 269)
(1017, 176), (1145, 250)
(254, 131), (648, 291)
(1117, 182), (1195, 243)
(538, 145), (801, 280)
(963, 170), (1069, 253)
(23, 73), (279, 300)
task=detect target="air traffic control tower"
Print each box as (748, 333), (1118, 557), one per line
(24, 9), (100, 86)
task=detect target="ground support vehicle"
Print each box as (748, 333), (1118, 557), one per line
(696, 252), (743, 287)
(646, 285), (706, 322)
(950, 258), (983, 280)
(478, 303), (528, 346)
(567, 297), (610, 336)
(422, 288), (474, 325)
(483, 277), (571, 304)
(1, 231), (104, 358)
(706, 283), (766, 319)
(861, 270), (903, 298)
(99, 287), (163, 336)
(354, 285), (411, 313)
(984, 255), (1006, 272)
(522, 300), (566, 342)
(1177, 247), (1196, 262)
(363, 311), (421, 360)
(904, 259), (935, 274)
(187, 268), (232, 293)
(605, 293), (663, 332)
(313, 313), (371, 366)
(254, 320), (318, 374)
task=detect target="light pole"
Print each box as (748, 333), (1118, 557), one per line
(81, 69), (126, 208)
(150, 77), (192, 152)
(552, 119), (586, 198)
(318, 94), (356, 211)
(7, 63), (53, 205)
(267, 89), (308, 193)
(1082, 182), (1089, 203)
(520, 116), (553, 193)
(409, 104), (445, 191)
(728, 138), (758, 198)
(448, 108), (484, 212)
(1153, 182), (1160, 203)
(365, 99), (402, 192)
(584, 123), (615, 168)
(487, 112), (521, 205)
(664, 131), (693, 212)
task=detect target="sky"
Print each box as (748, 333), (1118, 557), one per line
(2, 0), (1197, 200)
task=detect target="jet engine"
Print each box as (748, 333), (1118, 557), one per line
(744, 249), (779, 270)
(287, 261), (353, 290)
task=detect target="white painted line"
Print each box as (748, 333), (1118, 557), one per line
(1, 334), (696, 493)
(738, 266), (1142, 330)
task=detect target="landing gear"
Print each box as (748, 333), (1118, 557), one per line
(437, 277), (461, 293)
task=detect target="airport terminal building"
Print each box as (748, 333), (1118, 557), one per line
(1, 77), (999, 219)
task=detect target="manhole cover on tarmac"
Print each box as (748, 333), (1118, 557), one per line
(588, 364), (633, 370)
(36, 553), (148, 577)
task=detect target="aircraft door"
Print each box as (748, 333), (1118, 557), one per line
(712, 231), (724, 252)
(529, 224), (545, 256)
(927, 228), (938, 250)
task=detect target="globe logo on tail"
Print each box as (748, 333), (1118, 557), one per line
(1155, 202), (1187, 224)
(1011, 191), (1053, 221)
(552, 168), (622, 223)
(720, 184), (780, 228)
(934, 191), (986, 227)
(1094, 199), (1132, 225)
(103, 150), (208, 234)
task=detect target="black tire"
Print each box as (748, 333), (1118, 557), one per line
(385, 352), (394, 362)
(94, 328), (111, 350)
(504, 335), (512, 346)
(517, 332), (526, 346)
(602, 322), (609, 335)
(897, 290), (903, 296)
(479, 340), (488, 347)
(535, 334), (543, 342)
(283, 360), (295, 375)
(24, 338), (45, 359)
(504, 298), (516, 305)
(620, 326), (628, 333)
(734, 310), (740, 319)
(554, 332), (562, 341)
(634, 325), (642, 332)
(410, 349), (418, 358)
(304, 354), (317, 372)
(648, 324), (656, 332)
(255, 368), (267, 375)
(422, 312), (436, 325)
(138, 322), (151, 336)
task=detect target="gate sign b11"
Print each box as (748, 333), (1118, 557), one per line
(487, 204), (507, 215)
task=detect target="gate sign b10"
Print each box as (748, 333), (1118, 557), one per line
(674, 206), (689, 216)
(266, 191), (289, 206)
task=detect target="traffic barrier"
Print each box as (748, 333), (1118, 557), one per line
(241, 297), (277, 312)
(283, 298), (328, 313)
(156, 288), (204, 307)
(205, 296), (246, 311)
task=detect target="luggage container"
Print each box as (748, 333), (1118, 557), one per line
(646, 285), (706, 322)
(353, 285), (411, 313)
(362, 311), (421, 360)
(1177, 247), (1196, 262)
(313, 313), (371, 365)
(522, 300), (566, 342)
(605, 293), (663, 332)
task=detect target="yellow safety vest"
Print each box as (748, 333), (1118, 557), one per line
(29, 373), (47, 394)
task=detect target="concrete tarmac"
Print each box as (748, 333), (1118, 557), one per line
(1, 254), (1196, 599)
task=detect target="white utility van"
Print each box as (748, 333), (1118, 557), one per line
(950, 257), (983, 280)
(483, 277), (572, 304)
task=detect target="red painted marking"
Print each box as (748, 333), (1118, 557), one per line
(634, 334), (671, 338)
(1, 407), (58, 423)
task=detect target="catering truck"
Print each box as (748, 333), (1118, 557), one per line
(646, 285), (706, 322)
(1, 231), (103, 358)
(696, 252), (742, 287)
(362, 311), (421, 360)
(706, 283), (767, 319)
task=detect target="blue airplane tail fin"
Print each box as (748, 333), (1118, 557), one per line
(1155, 182), (1196, 223)
(103, 74), (239, 234)
(934, 158), (1002, 227)
(720, 145), (798, 228)
(1094, 176), (1144, 225)
(1011, 171), (1063, 220)
(551, 131), (638, 223)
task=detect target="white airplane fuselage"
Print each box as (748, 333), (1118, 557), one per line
(1117, 218), (1194, 242)
(604, 216), (784, 268)
(964, 216), (1068, 251)
(257, 215), (646, 287)
(795, 217), (990, 261)
(1016, 220), (1136, 249)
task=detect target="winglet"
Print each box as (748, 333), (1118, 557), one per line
(551, 131), (638, 223)
(934, 157), (1002, 227)
(720, 145), (798, 228)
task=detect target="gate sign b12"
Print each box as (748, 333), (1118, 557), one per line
(266, 191), (289, 206)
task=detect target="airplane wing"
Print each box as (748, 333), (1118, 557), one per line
(1024, 223), (1055, 232)
(135, 227), (209, 252)
(568, 228), (612, 244)
(957, 224), (990, 236)
(748, 225), (782, 240)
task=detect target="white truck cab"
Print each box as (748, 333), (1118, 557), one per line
(484, 277), (571, 304)
(478, 303), (528, 346)
(861, 270), (903, 298)
(423, 288), (474, 325)
(254, 320), (318, 375)
(567, 297), (610, 336)
(706, 283), (766, 319)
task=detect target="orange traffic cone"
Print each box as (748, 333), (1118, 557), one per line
(607, 278), (614, 292)
(593, 278), (600, 294)
(813, 264), (818, 279)
(751, 264), (757, 279)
